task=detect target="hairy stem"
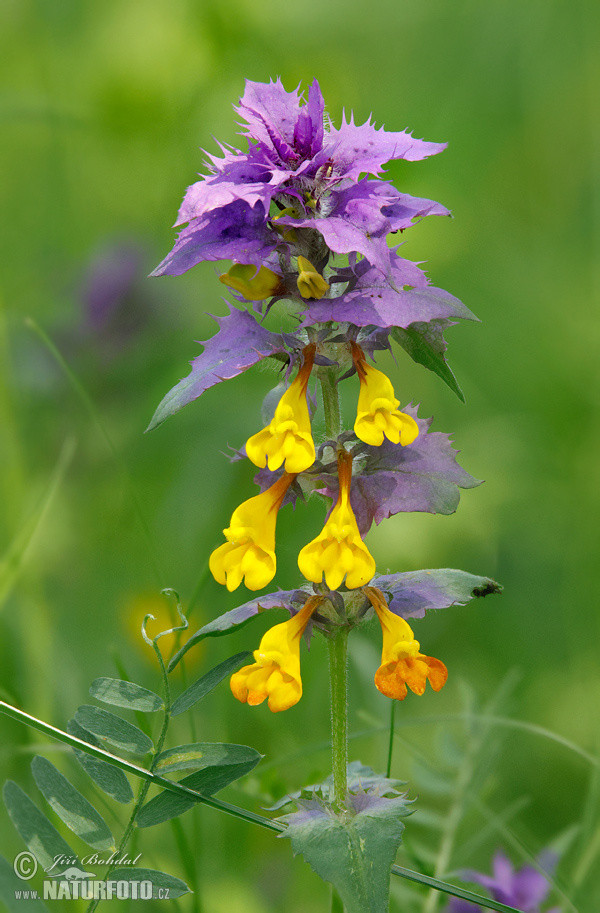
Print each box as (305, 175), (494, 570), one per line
(328, 627), (349, 810)
(320, 367), (342, 439)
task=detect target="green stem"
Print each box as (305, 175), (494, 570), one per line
(386, 700), (396, 778)
(0, 702), (282, 833)
(320, 367), (342, 439)
(328, 627), (349, 810)
(86, 638), (175, 912)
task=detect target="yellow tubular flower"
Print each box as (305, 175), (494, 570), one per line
(296, 256), (330, 299)
(219, 263), (285, 301)
(364, 586), (448, 701)
(298, 449), (376, 590)
(209, 473), (294, 592)
(230, 595), (324, 712)
(351, 342), (419, 447)
(246, 344), (316, 474)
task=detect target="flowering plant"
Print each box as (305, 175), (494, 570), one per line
(2, 78), (545, 913)
(147, 77), (505, 910)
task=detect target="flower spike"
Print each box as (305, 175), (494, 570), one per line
(246, 344), (316, 473)
(364, 586), (447, 700)
(351, 342), (419, 447)
(298, 449), (376, 590)
(230, 595), (324, 712)
(209, 473), (295, 592)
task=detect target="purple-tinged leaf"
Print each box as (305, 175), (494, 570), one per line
(382, 190), (450, 231)
(167, 589), (308, 672)
(317, 408), (481, 535)
(277, 788), (410, 913)
(370, 569), (502, 620)
(150, 200), (278, 277)
(325, 113), (447, 181)
(301, 256), (476, 329)
(147, 306), (293, 431)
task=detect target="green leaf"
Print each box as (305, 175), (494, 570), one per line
(171, 652), (252, 716)
(109, 868), (191, 900)
(3, 782), (77, 873)
(137, 743), (262, 828)
(278, 793), (411, 913)
(66, 719), (133, 804)
(392, 323), (465, 402)
(0, 854), (48, 912)
(74, 706), (153, 756)
(89, 678), (164, 712)
(31, 756), (114, 852)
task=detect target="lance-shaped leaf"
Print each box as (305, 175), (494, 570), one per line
(3, 781), (77, 873)
(136, 744), (262, 827)
(168, 589), (308, 671)
(0, 854), (48, 912)
(371, 568), (502, 619)
(31, 757), (114, 852)
(147, 306), (293, 431)
(392, 320), (466, 402)
(316, 407), (480, 535)
(278, 791), (412, 913)
(171, 651), (253, 716)
(66, 719), (133, 804)
(89, 678), (163, 712)
(74, 706), (153, 756)
(109, 868), (190, 900)
(301, 256), (476, 331)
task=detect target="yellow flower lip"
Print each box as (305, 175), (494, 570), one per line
(298, 449), (376, 590)
(364, 586), (448, 701)
(296, 256), (330, 300)
(351, 341), (419, 447)
(209, 473), (295, 592)
(230, 595), (324, 712)
(246, 344), (316, 474)
(219, 263), (285, 301)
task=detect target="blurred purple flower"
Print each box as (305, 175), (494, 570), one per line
(446, 852), (561, 913)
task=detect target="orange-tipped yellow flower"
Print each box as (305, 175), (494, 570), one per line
(351, 342), (419, 447)
(246, 344), (316, 474)
(209, 474), (294, 592)
(296, 256), (329, 299)
(364, 586), (447, 701)
(298, 450), (375, 590)
(219, 263), (285, 301)
(230, 595), (323, 712)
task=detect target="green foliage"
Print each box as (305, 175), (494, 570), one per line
(3, 782), (77, 872)
(391, 325), (465, 402)
(137, 743), (263, 827)
(74, 705), (154, 755)
(171, 651), (253, 715)
(66, 720), (134, 804)
(89, 678), (164, 712)
(108, 868), (191, 899)
(31, 756), (114, 852)
(278, 793), (411, 913)
(0, 855), (48, 912)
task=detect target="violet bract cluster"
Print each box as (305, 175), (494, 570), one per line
(151, 78), (500, 715)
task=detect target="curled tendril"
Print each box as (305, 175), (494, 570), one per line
(141, 588), (189, 647)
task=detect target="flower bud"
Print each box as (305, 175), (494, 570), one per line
(296, 256), (329, 300)
(219, 263), (284, 301)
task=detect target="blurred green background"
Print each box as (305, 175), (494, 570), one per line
(1, 0), (598, 910)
